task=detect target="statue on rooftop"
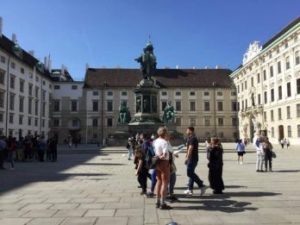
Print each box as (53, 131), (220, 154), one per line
(135, 41), (157, 80)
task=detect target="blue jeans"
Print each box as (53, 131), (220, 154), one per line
(187, 161), (203, 190)
(150, 169), (157, 193)
(169, 172), (176, 195)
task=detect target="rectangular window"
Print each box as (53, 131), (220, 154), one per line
(270, 66), (274, 77)
(11, 62), (15, 69)
(0, 91), (4, 108)
(218, 118), (224, 126)
(251, 77), (254, 87)
(271, 127), (274, 138)
(263, 70), (267, 80)
(53, 119), (59, 127)
(271, 89), (274, 102)
(297, 79), (300, 94)
(107, 100), (113, 112)
(71, 100), (77, 112)
(28, 98), (32, 114)
(28, 117), (32, 126)
(277, 61), (281, 74)
(287, 82), (291, 97)
(297, 104), (300, 117)
(287, 125), (292, 137)
(286, 56), (290, 70)
(232, 117), (238, 126)
(121, 91), (127, 96)
(0, 55), (5, 63)
(296, 51), (300, 65)
(204, 101), (210, 111)
(231, 101), (237, 111)
(161, 101), (167, 111)
(264, 91), (268, 103)
(175, 91), (181, 96)
(42, 90), (46, 101)
(190, 101), (196, 111)
(9, 93), (15, 110)
(107, 91), (113, 96)
(175, 117), (181, 126)
(231, 91), (236, 96)
(107, 118), (113, 127)
(71, 85), (78, 90)
(161, 91), (167, 96)
(35, 100), (39, 116)
(19, 96), (24, 112)
(204, 117), (210, 126)
(9, 113), (14, 124)
(93, 91), (99, 96)
(93, 101), (98, 112)
(35, 118), (38, 127)
(42, 102), (46, 117)
(190, 118), (196, 126)
(258, 94), (261, 105)
(0, 113), (3, 122)
(298, 125), (300, 137)
(278, 86), (282, 100)
(217, 102), (223, 111)
(54, 100), (60, 112)
(54, 85), (60, 90)
(10, 75), (15, 89)
(175, 101), (181, 111)
(20, 67), (25, 74)
(264, 111), (267, 121)
(287, 106), (291, 119)
(35, 87), (39, 98)
(278, 108), (282, 120)
(271, 110), (274, 121)
(28, 84), (33, 96)
(190, 91), (195, 96)
(257, 73), (260, 83)
(204, 91), (210, 96)
(92, 118), (98, 127)
(0, 69), (5, 85)
(217, 91), (223, 96)
(19, 115), (23, 125)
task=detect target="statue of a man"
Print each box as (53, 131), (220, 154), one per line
(163, 102), (175, 124)
(118, 102), (131, 124)
(135, 41), (157, 80)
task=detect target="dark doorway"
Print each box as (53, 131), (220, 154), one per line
(278, 125), (284, 140)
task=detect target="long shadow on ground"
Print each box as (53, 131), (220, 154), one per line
(0, 152), (118, 194)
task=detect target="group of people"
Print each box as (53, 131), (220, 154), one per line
(0, 134), (58, 170)
(280, 138), (290, 149)
(129, 126), (225, 210)
(254, 135), (274, 172)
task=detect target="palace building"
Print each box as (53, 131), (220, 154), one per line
(230, 17), (300, 144)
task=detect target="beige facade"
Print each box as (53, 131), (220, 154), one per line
(230, 18), (300, 144)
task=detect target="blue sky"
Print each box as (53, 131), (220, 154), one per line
(0, 0), (299, 80)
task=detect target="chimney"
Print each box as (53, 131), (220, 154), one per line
(28, 50), (35, 56)
(12, 33), (17, 43)
(0, 17), (3, 37)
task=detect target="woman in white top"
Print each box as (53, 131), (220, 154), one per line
(153, 127), (171, 210)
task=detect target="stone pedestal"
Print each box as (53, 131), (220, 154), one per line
(128, 79), (163, 135)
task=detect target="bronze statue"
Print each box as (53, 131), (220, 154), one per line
(135, 41), (157, 80)
(118, 102), (131, 124)
(163, 102), (175, 124)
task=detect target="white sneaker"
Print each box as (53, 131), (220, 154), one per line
(184, 189), (193, 195)
(200, 186), (208, 196)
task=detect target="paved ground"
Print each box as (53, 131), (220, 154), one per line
(0, 143), (300, 225)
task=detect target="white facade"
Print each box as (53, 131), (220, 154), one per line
(231, 18), (300, 144)
(0, 49), (52, 138)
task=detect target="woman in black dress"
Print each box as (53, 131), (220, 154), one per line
(207, 137), (224, 194)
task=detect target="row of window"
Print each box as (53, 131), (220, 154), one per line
(161, 90), (236, 97)
(0, 112), (45, 127)
(270, 125), (300, 138)
(262, 104), (300, 122)
(240, 80), (300, 110)
(0, 92), (47, 116)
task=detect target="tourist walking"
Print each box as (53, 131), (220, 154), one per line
(126, 137), (134, 160)
(0, 136), (7, 169)
(280, 138), (285, 149)
(135, 144), (148, 195)
(236, 139), (246, 164)
(254, 135), (264, 172)
(184, 127), (207, 196)
(286, 138), (290, 149)
(6, 136), (16, 170)
(153, 127), (172, 209)
(262, 138), (273, 172)
(207, 137), (224, 194)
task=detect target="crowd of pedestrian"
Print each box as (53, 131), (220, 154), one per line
(0, 134), (58, 170)
(130, 126), (225, 210)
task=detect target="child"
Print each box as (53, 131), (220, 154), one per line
(236, 139), (246, 164)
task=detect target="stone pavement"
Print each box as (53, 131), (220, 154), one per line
(0, 143), (300, 225)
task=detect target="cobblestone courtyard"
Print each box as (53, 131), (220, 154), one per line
(1, 143), (300, 225)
